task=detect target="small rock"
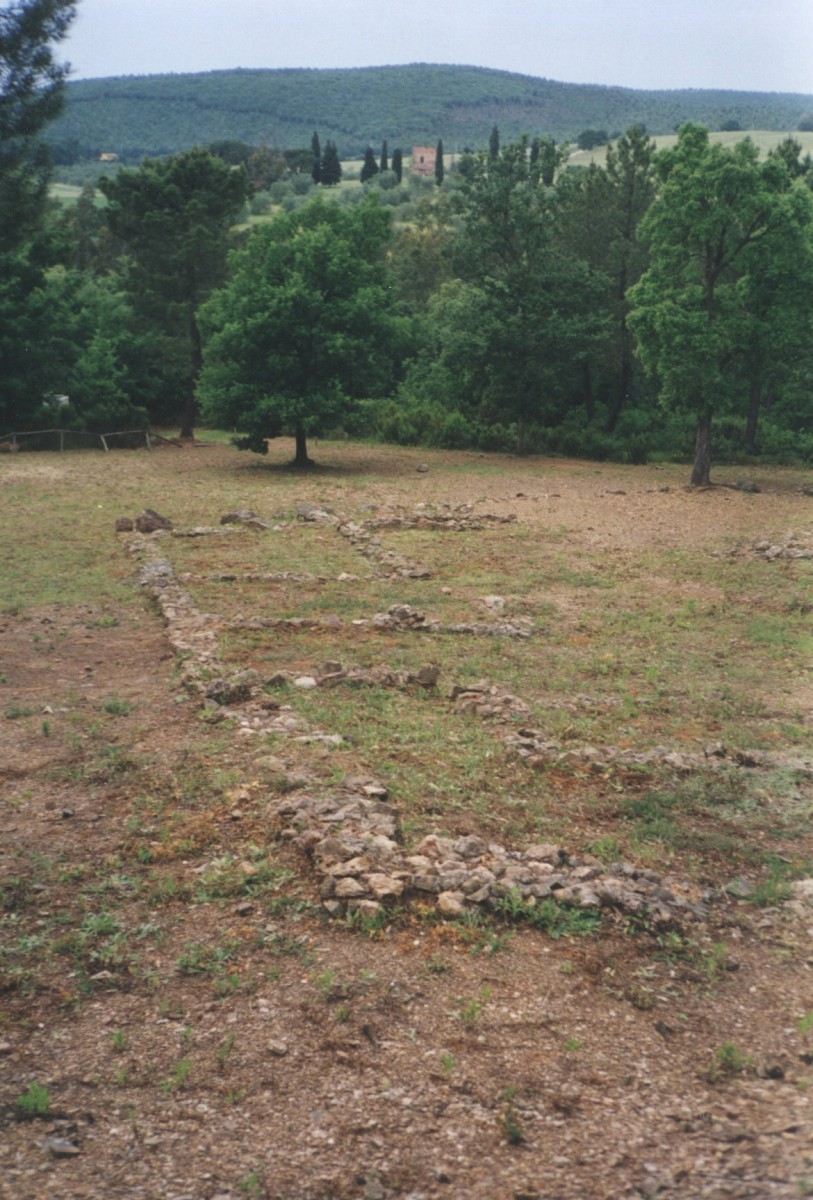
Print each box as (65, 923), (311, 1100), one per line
(363, 1176), (386, 1200)
(234, 902), (254, 917)
(293, 675), (318, 689)
(205, 678), (252, 705)
(416, 664), (440, 688)
(525, 843), (565, 864)
(757, 1059), (785, 1080)
(348, 899), (383, 919)
(366, 873), (404, 900)
(115, 517), (134, 533)
(267, 1040), (289, 1057)
(416, 463), (429, 473)
(334, 877), (368, 899)
(220, 509), (257, 524)
(437, 890), (467, 917)
(0, 1042), (12, 1055)
(135, 508), (172, 533)
(254, 755), (287, 773)
(724, 877), (754, 899)
(44, 1138), (80, 1158)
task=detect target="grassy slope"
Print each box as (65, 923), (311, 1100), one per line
(569, 128), (813, 166)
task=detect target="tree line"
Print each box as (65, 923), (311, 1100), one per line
(3, 2), (813, 485)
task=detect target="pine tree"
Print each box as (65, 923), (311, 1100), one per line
(0, 0), (77, 250)
(100, 148), (250, 439)
(380, 139), (389, 173)
(360, 146), (379, 183)
(435, 139), (444, 186)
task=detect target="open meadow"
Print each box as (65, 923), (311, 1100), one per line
(2, 439), (813, 1199)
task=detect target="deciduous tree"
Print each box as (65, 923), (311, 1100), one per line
(629, 124), (813, 484)
(198, 196), (399, 466)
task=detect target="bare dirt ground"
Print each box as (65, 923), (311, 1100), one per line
(2, 443), (813, 1200)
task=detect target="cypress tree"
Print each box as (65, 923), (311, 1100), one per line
(392, 148), (403, 183)
(381, 139), (389, 173)
(360, 146), (379, 183)
(311, 130), (321, 184)
(320, 141), (342, 186)
(489, 124), (500, 160)
(435, 139), (444, 186)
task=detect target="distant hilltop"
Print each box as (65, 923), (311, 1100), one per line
(48, 63), (813, 160)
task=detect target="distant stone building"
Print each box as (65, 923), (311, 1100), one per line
(411, 145), (437, 177)
(98, 152), (119, 162)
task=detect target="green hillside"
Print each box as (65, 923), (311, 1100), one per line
(49, 63), (813, 159)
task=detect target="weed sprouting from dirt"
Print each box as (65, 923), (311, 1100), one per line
(15, 1081), (51, 1119)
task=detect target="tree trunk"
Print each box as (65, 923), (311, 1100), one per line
(691, 410), (712, 486)
(606, 325), (633, 434)
(515, 415), (526, 456)
(179, 391), (196, 441)
(292, 424), (313, 467)
(744, 381), (761, 454)
(180, 315), (203, 441)
(581, 360), (594, 422)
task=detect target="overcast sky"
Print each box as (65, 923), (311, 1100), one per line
(63, 0), (813, 95)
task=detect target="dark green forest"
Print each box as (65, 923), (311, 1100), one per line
(47, 64), (813, 163)
(3, 7), (813, 484)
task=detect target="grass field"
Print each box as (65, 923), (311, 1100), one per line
(3, 438), (813, 1198)
(3, 437), (813, 873)
(568, 128), (813, 168)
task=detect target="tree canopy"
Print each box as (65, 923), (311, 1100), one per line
(0, 0), (76, 248)
(628, 124), (813, 483)
(393, 138), (608, 453)
(100, 147), (250, 437)
(198, 195), (399, 466)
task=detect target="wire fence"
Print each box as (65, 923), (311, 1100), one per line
(0, 428), (152, 452)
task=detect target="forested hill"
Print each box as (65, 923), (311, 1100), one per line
(49, 63), (813, 158)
